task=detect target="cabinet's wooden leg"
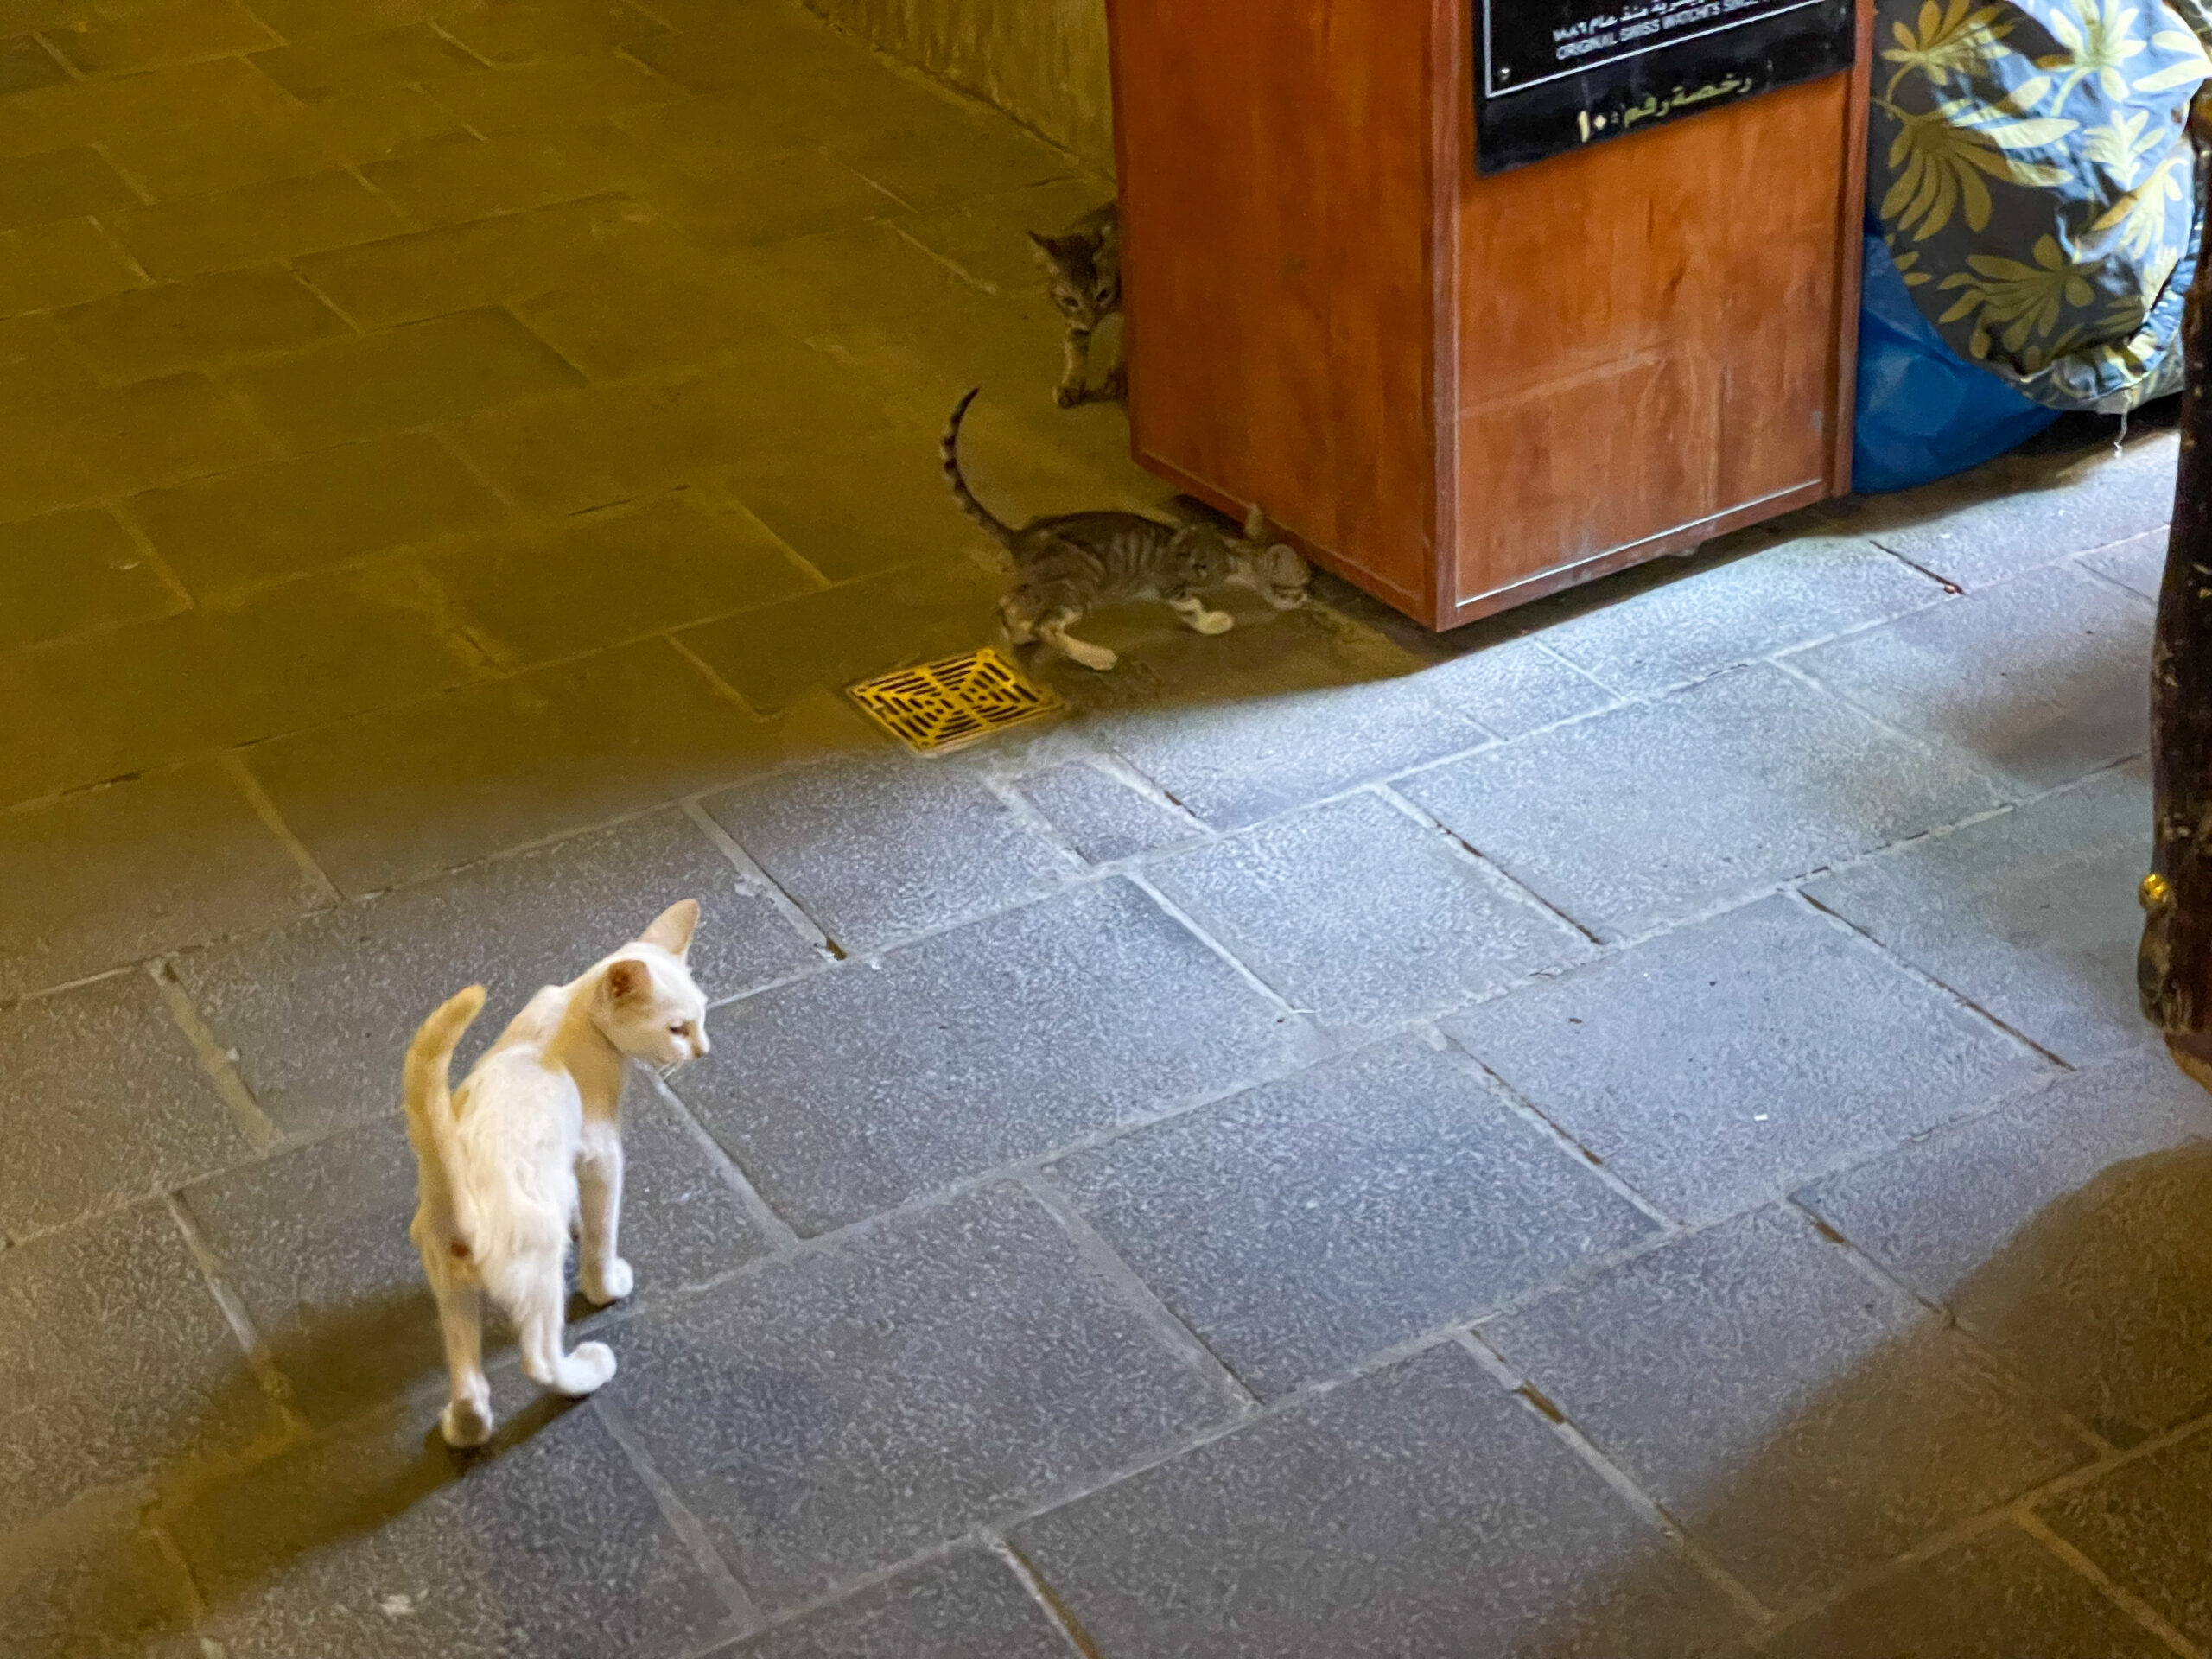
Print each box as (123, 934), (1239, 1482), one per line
(2140, 179), (2212, 1088)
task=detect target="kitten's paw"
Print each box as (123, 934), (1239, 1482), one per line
(441, 1398), (493, 1448)
(1064, 640), (1118, 671)
(583, 1257), (634, 1306)
(1103, 368), (1128, 402)
(1192, 609), (1236, 636)
(558, 1342), (618, 1395)
(1053, 383), (1084, 409)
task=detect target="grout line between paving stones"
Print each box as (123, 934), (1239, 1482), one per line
(1118, 868), (1331, 1052)
(663, 627), (766, 716)
(1786, 1196), (2116, 1460)
(2071, 548), (2164, 607)
(1371, 779), (1605, 946)
(593, 1393), (765, 1638)
(678, 796), (842, 961)
(978, 770), (1096, 874)
(1681, 1401), (2212, 1649)
(988, 1530), (1106, 1658)
(1789, 886), (2075, 1070)
(644, 1069), (801, 1250)
(162, 1192), (303, 1433)
(111, 500), (197, 613)
(217, 747), (342, 906)
(1428, 1025), (1681, 1230)
(0, 962), (135, 1014)
(1016, 1169), (1260, 1412)
(149, 959), (282, 1153)
(880, 219), (998, 294)
(1454, 1328), (1774, 1627)
(1761, 651), (2029, 801)
(2012, 1510), (2207, 1659)
(1860, 537), (1964, 594)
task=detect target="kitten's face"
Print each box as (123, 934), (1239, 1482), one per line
(1230, 543), (1313, 610)
(1030, 232), (1117, 329)
(594, 900), (710, 1071)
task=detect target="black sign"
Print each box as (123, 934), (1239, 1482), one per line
(1476, 0), (1857, 175)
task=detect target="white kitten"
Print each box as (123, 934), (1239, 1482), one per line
(402, 899), (710, 1447)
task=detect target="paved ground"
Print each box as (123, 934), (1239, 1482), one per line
(3, 3), (2209, 1656)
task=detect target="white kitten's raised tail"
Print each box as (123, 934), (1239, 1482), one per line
(403, 899), (710, 1447)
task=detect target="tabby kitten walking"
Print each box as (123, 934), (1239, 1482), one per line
(1031, 202), (1122, 407)
(942, 388), (1310, 671)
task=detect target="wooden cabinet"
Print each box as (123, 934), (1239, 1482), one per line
(1107, 1), (1873, 630)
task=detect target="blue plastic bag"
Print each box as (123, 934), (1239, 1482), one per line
(1853, 232), (2058, 495)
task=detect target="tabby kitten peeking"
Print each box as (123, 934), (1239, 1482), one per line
(943, 387), (1312, 672)
(1030, 202), (1122, 406)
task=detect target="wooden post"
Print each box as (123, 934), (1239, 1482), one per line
(2141, 113), (2212, 1084)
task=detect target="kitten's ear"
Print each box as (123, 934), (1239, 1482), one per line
(1027, 231), (1061, 267)
(1242, 502), (1269, 543)
(603, 959), (650, 1001)
(639, 898), (699, 959)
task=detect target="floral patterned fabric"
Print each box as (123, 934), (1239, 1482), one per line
(1872, 0), (2212, 411)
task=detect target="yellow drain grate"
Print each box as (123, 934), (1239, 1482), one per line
(847, 648), (1061, 753)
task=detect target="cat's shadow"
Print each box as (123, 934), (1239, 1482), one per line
(36, 1287), (584, 1656)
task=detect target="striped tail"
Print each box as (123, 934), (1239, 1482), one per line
(941, 388), (1015, 548)
(403, 985), (486, 1262)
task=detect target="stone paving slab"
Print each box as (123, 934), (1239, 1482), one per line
(0, 505), (177, 653)
(1013, 758), (1196, 864)
(1803, 760), (2152, 1065)
(1047, 1037), (1655, 1398)
(1536, 530), (1942, 696)
(1481, 1206), (2091, 1605)
(673, 879), (1306, 1235)
(105, 80), (474, 200)
(0, 1201), (281, 1536)
(0, 759), (321, 997)
(177, 1118), (441, 1428)
(1413, 632), (1620, 735)
(0, 971), (252, 1243)
(2082, 527), (2167, 601)
(1088, 656), (1497, 830)
(702, 752), (1073, 954)
(1753, 1524), (2171, 1658)
(1799, 1051), (2212, 1446)
(1014, 1344), (1746, 1658)
(728, 1547), (1068, 1658)
(177, 805), (817, 1133)
(53, 265), (353, 383)
(2040, 1428), (2212, 1649)
(0, 1484), (199, 1659)
(0, 560), (486, 804)
(1147, 791), (1590, 1034)
(1445, 896), (2043, 1223)
(418, 492), (819, 666)
(1400, 664), (2006, 940)
(0, 143), (138, 232)
(244, 639), (799, 894)
(123, 429), (506, 601)
(1787, 561), (2153, 794)
(614, 1184), (1241, 1611)
(1828, 434), (2176, 589)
